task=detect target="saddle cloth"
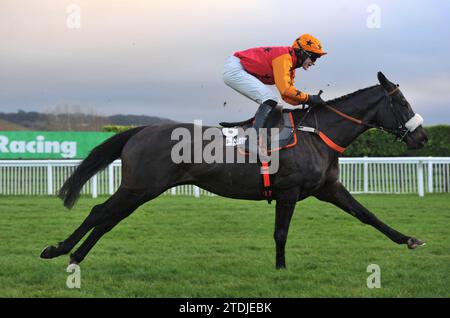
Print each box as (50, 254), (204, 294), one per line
(220, 112), (298, 155)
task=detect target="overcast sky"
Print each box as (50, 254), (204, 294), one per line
(0, 0), (449, 125)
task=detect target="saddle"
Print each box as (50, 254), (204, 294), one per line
(220, 107), (298, 202)
(219, 106), (298, 155)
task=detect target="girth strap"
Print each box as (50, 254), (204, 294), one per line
(297, 126), (346, 154)
(261, 161), (273, 203)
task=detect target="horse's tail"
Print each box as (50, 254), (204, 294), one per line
(59, 126), (146, 209)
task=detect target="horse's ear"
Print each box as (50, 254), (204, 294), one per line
(377, 71), (390, 88)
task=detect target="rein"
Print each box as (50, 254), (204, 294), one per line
(295, 86), (403, 154)
(323, 86), (399, 132)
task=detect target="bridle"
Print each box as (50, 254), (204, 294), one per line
(382, 86), (411, 141)
(300, 85), (423, 142)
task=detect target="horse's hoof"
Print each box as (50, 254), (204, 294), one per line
(40, 245), (57, 259)
(407, 237), (426, 249)
(69, 254), (79, 265)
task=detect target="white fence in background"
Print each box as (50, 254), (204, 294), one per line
(339, 157), (450, 196)
(0, 157), (449, 198)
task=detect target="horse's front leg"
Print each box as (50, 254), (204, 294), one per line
(314, 182), (425, 249)
(274, 187), (300, 269)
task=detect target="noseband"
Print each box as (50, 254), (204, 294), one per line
(383, 86), (423, 141)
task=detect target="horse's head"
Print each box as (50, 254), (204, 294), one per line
(376, 72), (428, 149)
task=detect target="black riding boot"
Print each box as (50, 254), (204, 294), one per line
(251, 100), (277, 154)
(254, 100), (277, 132)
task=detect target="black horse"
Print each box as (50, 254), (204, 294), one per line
(41, 72), (428, 268)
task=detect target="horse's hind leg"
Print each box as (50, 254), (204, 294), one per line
(68, 187), (150, 264)
(40, 187), (148, 260)
(40, 201), (107, 259)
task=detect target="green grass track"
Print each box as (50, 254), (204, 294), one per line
(0, 194), (449, 297)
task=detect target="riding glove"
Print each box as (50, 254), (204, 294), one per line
(306, 94), (325, 107)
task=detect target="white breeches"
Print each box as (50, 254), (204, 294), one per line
(223, 55), (279, 105)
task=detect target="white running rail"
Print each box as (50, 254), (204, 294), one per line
(0, 157), (449, 198)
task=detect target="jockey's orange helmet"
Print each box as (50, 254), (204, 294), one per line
(292, 34), (327, 56)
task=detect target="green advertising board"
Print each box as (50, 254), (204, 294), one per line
(0, 131), (115, 159)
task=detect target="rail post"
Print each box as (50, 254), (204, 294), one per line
(47, 164), (53, 195)
(92, 174), (98, 198)
(363, 156), (369, 193)
(427, 157), (433, 193)
(194, 186), (200, 198)
(417, 160), (424, 197)
(108, 164), (114, 195)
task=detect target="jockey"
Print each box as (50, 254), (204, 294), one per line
(223, 34), (326, 132)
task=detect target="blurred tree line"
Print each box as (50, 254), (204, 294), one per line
(345, 125), (450, 157)
(0, 106), (175, 131)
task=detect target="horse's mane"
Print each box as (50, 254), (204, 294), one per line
(325, 84), (380, 106)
